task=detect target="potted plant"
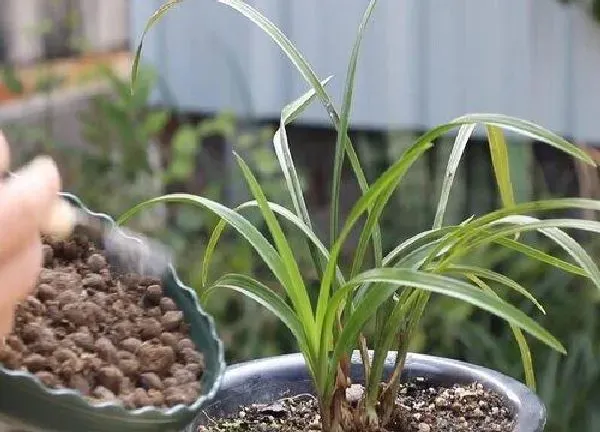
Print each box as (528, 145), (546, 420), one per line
(126, 1), (600, 431)
(0, 193), (225, 432)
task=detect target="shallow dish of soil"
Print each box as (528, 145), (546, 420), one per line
(0, 193), (225, 432)
(193, 352), (546, 432)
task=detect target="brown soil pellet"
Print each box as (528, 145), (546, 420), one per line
(0, 234), (206, 409)
(160, 297), (178, 312)
(161, 311), (183, 331)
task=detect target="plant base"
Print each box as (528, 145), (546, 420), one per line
(193, 352), (546, 432)
(197, 378), (514, 431)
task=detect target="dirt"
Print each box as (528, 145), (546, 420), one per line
(197, 379), (515, 432)
(0, 233), (205, 409)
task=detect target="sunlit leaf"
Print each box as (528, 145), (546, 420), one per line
(486, 125), (515, 208)
(433, 124), (476, 229)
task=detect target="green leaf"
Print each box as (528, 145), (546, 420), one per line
(471, 216), (600, 293)
(346, 268), (565, 353)
(325, 266), (562, 399)
(118, 193), (290, 302)
(205, 273), (310, 360)
(366, 289), (419, 405)
(449, 113), (595, 166)
(486, 125), (515, 208)
(219, 0), (334, 116)
(432, 197), (600, 270)
(233, 154), (317, 349)
(131, 0), (183, 92)
(315, 137), (434, 332)
(467, 274), (536, 390)
(201, 200), (344, 288)
(331, 0), (378, 246)
(320, 276), (399, 399)
(280, 75), (334, 127)
(219, 0), (383, 274)
(383, 225), (465, 266)
(442, 265), (545, 314)
(273, 77), (332, 279)
(494, 236), (586, 277)
(433, 124), (476, 229)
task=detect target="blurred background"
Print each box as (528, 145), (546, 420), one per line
(1, 0), (600, 430)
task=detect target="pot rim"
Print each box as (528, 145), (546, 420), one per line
(0, 192), (226, 419)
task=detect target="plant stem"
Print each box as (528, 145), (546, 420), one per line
(358, 334), (371, 388)
(380, 335), (409, 424)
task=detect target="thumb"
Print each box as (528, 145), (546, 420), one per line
(0, 156), (61, 259)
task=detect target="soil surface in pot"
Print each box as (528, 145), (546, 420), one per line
(198, 379), (514, 432)
(0, 233), (206, 409)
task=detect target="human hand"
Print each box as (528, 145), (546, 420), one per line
(0, 132), (61, 337)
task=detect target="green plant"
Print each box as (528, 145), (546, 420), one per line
(124, 1), (600, 430)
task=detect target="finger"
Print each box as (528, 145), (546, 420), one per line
(0, 305), (15, 338)
(0, 156), (60, 260)
(0, 236), (42, 306)
(0, 131), (9, 173)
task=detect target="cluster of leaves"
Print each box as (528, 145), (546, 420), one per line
(126, 1), (600, 431)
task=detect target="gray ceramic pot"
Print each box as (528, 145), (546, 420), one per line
(0, 193), (225, 432)
(194, 351), (546, 432)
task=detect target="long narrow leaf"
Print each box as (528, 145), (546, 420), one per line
(219, 0), (383, 275)
(331, 0), (378, 246)
(281, 76), (334, 126)
(450, 114), (595, 165)
(344, 268), (564, 354)
(131, 0), (182, 91)
(118, 194), (289, 288)
(325, 266), (563, 398)
(205, 273), (303, 346)
(442, 264), (545, 314)
(467, 274), (536, 390)
(494, 236), (586, 277)
(429, 197), (600, 270)
(233, 154), (316, 348)
(273, 77), (332, 280)
(433, 124), (476, 229)
(315, 138), (434, 331)
(207, 274), (317, 378)
(201, 200), (344, 288)
(486, 125), (516, 208)
(274, 76), (332, 219)
(470, 216), (600, 292)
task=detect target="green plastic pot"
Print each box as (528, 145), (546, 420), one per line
(0, 193), (225, 432)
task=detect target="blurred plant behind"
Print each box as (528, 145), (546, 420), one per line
(3, 51), (600, 432)
(1, 62), (302, 361)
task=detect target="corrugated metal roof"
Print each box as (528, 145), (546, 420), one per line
(131, 0), (600, 142)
